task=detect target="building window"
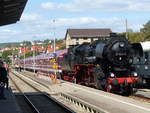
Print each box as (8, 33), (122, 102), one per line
(76, 39), (79, 45)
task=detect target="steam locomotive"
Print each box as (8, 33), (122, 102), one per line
(58, 34), (143, 94)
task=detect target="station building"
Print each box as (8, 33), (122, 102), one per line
(65, 28), (112, 48)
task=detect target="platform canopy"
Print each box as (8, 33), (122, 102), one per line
(0, 0), (28, 26)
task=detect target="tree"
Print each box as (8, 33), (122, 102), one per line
(58, 45), (66, 50)
(1, 50), (12, 63)
(127, 28), (133, 33)
(21, 41), (32, 47)
(43, 39), (51, 45)
(141, 20), (150, 41)
(19, 51), (40, 59)
(56, 39), (64, 44)
(119, 32), (144, 43)
(128, 32), (145, 43)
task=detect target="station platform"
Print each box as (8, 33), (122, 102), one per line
(0, 88), (21, 113)
(14, 70), (150, 113)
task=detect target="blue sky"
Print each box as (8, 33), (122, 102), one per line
(0, 0), (150, 43)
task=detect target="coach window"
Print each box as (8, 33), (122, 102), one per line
(76, 38), (79, 45)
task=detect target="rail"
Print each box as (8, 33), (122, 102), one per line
(10, 72), (75, 113)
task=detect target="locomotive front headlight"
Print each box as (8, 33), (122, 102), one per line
(145, 66), (148, 70)
(133, 72), (138, 77)
(119, 42), (125, 48)
(110, 73), (115, 77)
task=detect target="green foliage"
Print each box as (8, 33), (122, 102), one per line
(21, 41), (32, 47)
(1, 50), (12, 63)
(128, 32), (145, 43)
(119, 19), (150, 43)
(56, 39), (63, 44)
(58, 45), (66, 50)
(20, 51), (40, 59)
(0, 42), (20, 48)
(141, 20), (150, 41)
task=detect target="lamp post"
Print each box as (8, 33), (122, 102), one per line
(32, 41), (36, 75)
(53, 19), (56, 53)
(53, 19), (57, 77)
(20, 43), (26, 71)
(12, 48), (15, 67)
(125, 19), (128, 39)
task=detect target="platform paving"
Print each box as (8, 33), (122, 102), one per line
(0, 88), (21, 113)
(136, 90), (150, 98)
(16, 70), (150, 113)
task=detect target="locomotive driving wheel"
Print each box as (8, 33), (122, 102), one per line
(94, 67), (105, 90)
(146, 79), (150, 85)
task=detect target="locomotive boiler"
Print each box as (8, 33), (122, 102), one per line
(58, 34), (143, 94)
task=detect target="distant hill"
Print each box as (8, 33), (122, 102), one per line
(0, 42), (20, 48)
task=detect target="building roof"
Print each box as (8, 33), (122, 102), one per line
(0, 0), (28, 26)
(65, 28), (112, 39)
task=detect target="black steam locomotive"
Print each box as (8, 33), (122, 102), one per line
(58, 34), (143, 94)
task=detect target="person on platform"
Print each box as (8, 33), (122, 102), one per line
(0, 61), (8, 99)
(5, 64), (9, 89)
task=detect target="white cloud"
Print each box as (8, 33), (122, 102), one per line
(41, 2), (56, 9)
(0, 16), (144, 43)
(21, 13), (41, 22)
(0, 29), (17, 33)
(41, 0), (150, 12)
(53, 17), (98, 27)
(46, 17), (141, 34)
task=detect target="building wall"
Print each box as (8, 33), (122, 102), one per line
(65, 33), (109, 48)
(66, 34), (72, 48)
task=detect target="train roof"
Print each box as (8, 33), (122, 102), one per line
(23, 49), (67, 61)
(0, 0), (28, 26)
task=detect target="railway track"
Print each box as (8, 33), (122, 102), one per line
(12, 70), (150, 113)
(15, 93), (74, 113)
(12, 71), (110, 113)
(10, 72), (75, 113)
(18, 70), (150, 102)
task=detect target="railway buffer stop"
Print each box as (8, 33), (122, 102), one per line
(0, 0), (27, 113)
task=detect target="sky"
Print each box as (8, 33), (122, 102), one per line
(0, 0), (150, 43)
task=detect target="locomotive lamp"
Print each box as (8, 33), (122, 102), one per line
(133, 72), (138, 77)
(145, 66), (148, 70)
(119, 42), (125, 48)
(110, 73), (115, 77)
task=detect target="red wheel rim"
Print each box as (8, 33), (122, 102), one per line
(107, 84), (112, 93)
